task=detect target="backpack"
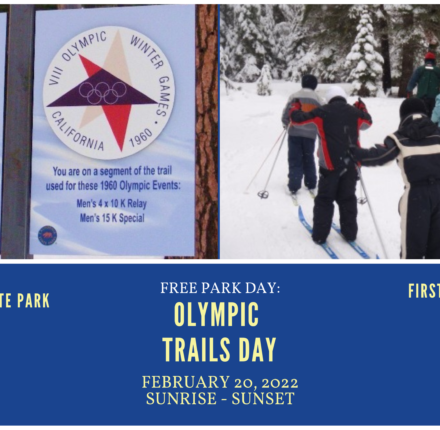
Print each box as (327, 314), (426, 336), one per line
(417, 65), (440, 98)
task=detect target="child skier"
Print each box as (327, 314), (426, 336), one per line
(351, 98), (440, 259)
(281, 74), (323, 196)
(290, 86), (372, 245)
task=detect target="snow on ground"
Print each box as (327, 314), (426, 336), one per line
(220, 80), (404, 260)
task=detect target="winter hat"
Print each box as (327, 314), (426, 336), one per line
(425, 52), (436, 61)
(301, 74), (318, 90)
(399, 98), (427, 120)
(326, 86), (347, 102)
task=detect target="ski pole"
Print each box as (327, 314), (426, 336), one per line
(244, 129), (287, 194)
(355, 165), (389, 259)
(345, 125), (387, 257)
(358, 176), (367, 205)
(257, 129), (288, 199)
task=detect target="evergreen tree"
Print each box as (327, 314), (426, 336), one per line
(271, 5), (305, 79)
(219, 5), (238, 76)
(256, 64), (272, 95)
(220, 46), (240, 94)
(375, 5), (392, 93)
(346, 7), (384, 96)
(389, 5), (437, 97)
(219, 4), (440, 88)
(234, 5), (266, 82)
(299, 5), (364, 83)
(282, 5), (312, 81)
(259, 5), (277, 73)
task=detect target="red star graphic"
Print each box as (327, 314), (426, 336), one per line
(80, 55), (132, 151)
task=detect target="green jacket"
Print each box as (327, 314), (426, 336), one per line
(407, 64), (440, 98)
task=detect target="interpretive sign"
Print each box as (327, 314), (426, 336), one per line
(30, 6), (195, 256)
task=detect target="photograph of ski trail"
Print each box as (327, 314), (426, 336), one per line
(220, 5), (440, 259)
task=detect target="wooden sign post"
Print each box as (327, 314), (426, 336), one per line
(1, 5), (35, 259)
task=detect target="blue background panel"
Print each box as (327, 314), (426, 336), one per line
(0, 264), (438, 425)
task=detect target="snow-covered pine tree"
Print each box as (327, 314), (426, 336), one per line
(281, 5), (313, 81)
(300, 5), (363, 83)
(259, 5), (298, 79)
(346, 7), (384, 97)
(236, 56), (261, 83)
(235, 5), (266, 82)
(388, 5), (435, 97)
(220, 46), (241, 95)
(220, 5), (440, 88)
(220, 5), (239, 76)
(256, 64), (272, 96)
(259, 5), (277, 75)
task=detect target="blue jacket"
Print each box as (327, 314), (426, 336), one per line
(431, 94), (440, 124)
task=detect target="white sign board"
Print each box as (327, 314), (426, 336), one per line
(30, 5), (195, 256)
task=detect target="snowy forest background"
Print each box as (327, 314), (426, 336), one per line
(220, 4), (440, 97)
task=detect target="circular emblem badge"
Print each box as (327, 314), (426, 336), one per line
(38, 226), (57, 246)
(43, 26), (175, 160)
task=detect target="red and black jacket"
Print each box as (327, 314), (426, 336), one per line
(290, 97), (372, 171)
(351, 114), (440, 184)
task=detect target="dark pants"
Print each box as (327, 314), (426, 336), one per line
(313, 165), (358, 243)
(400, 181), (440, 259)
(287, 135), (317, 193)
(421, 96), (436, 117)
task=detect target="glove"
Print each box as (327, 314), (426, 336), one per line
(353, 98), (367, 113)
(289, 98), (302, 118)
(348, 147), (364, 166)
(406, 92), (412, 99)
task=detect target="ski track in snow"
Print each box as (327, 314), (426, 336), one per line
(220, 81), (403, 259)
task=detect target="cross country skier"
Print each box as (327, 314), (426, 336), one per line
(290, 86), (372, 245)
(281, 74), (323, 196)
(350, 98), (440, 259)
(407, 52), (440, 117)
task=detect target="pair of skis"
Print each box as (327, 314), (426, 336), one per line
(293, 195), (378, 259)
(298, 205), (339, 259)
(290, 189), (315, 206)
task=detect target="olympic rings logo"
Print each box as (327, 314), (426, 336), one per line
(79, 81), (127, 105)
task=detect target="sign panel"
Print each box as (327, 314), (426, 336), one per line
(0, 263), (439, 425)
(30, 6), (195, 256)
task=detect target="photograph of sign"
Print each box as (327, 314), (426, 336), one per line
(30, 6), (195, 256)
